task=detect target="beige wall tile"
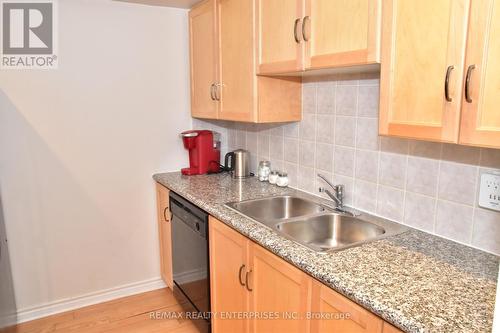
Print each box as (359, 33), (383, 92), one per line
(438, 162), (477, 205)
(335, 85), (357, 116)
(472, 208), (500, 254)
(334, 146), (355, 177)
(335, 116), (356, 147)
(316, 143), (334, 172)
(377, 185), (404, 222)
(379, 152), (407, 189)
(404, 192), (436, 232)
(355, 150), (379, 182)
(406, 157), (439, 197)
(356, 117), (379, 150)
(435, 200), (473, 244)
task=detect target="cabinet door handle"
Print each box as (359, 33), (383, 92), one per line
(163, 207), (170, 222)
(293, 18), (301, 43)
(215, 83), (221, 101)
(465, 65), (475, 103)
(245, 269), (253, 291)
(238, 264), (246, 286)
(210, 83), (216, 100)
(444, 65), (454, 102)
(302, 16), (310, 42)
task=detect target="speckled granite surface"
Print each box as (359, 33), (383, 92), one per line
(153, 172), (499, 333)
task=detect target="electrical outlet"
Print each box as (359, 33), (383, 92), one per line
(478, 172), (500, 212)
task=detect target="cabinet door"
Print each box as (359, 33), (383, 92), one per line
(459, 0), (500, 148)
(209, 217), (249, 333)
(311, 280), (383, 333)
(382, 322), (403, 333)
(249, 244), (311, 333)
(189, 0), (218, 119)
(156, 183), (173, 289)
(217, 0), (256, 121)
(304, 0), (381, 69)
(256, 0), (304, 74)
(379, 0), (470, 142)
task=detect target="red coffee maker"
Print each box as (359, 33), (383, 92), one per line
(181, 130), (221, 175)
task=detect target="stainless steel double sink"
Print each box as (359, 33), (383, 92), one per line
(226, 195), (408, 253)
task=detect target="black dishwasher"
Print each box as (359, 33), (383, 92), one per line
(169, 192), (210, 333)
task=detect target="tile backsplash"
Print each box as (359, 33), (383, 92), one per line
(192, 73), (500, 255)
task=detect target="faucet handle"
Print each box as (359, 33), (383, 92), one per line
(336, 185), (344, 202)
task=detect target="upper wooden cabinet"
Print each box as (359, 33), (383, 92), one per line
(379, 0), (470, 143)
(257, 0), (381, 74)
(380, 0), (500, 148)
(256, 0), (304, 73)
(459, 0), (500, 148)
(189, 0), (218, 119)
(189, 0), (302, 123)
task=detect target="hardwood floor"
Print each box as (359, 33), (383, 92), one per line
(1, 288), (202, 333)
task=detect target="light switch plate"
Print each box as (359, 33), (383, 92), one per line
(479, 172), (500, 212)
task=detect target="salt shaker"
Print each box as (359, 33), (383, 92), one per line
(258, 161), (271, 181)
(268, 170), (279, 184)
(276, 172), (289, 187)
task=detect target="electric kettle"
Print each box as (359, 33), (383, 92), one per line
(224, 149), (251, 178)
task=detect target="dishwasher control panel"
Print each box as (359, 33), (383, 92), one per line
(479, 172), (500, 212)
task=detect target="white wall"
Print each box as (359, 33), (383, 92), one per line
(0, 0), (191, 315)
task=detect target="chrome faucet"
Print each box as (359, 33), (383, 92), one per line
(317, 174), (344, 209)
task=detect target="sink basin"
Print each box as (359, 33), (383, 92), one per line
(226, 195), (408, 253)
(275, 213), (385, 252)
(226, 195), (325, 223)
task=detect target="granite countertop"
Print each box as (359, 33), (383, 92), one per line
(153, 172), (499, 333)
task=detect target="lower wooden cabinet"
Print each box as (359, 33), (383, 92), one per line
(155, 183), (173, 289)
(310, 280), (383, 333)
(383, 322), (403, 333)
(208, 216), (401, 333)
(249, 244), (311, 333)
(209, 216), (250, 333)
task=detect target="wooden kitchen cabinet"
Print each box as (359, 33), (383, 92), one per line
(310, 280), (383, 333)
(257, 0), (381, 74)
(189, 0), (302, 123)
(382, 322), (403, 333)
(304, 0), (381, 70)
(380, 0), (500, 148)
(459, 0), (500, 148)
(249, 244), (311, 333)
(209, 216), (250, 333)
(155, 183), (173, 289)
(189, 0), (218, 119)
(379, 0), (470, 143)
(256, 0), (304, 74)
(208, 217), (399, 333)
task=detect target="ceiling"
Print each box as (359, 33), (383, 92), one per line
(115, 0), (202, 9)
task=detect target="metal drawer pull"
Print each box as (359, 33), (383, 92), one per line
(210, 83), (216, 100)
(245, 270), (253, 291)
(163, 207), (169, 222)
(465, 65), (475, 103)
(302, 16), (310, 41)
(294, 18), (301, 43)
(444, 65), (454, 102)
(238, 264), (246, 286)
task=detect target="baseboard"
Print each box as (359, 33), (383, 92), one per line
(0, 313), (17, 329)
(15, 277), (166, 324)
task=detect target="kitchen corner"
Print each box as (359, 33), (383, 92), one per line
(153, 171), (499, 332)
